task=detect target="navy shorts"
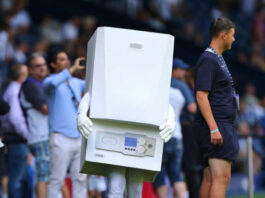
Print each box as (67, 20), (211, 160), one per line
(153, 137), (184, 188)
(192, 121), (239, 168)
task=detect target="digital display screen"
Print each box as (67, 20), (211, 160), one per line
(125, 137), (137, 147)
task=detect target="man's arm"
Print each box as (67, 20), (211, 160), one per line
(177, 82), (197, 113)
(43, 57), (85, 93)
(8, 94), (28, 139)
(0, 97), (10, 115)
(196, 90), (223, 145)
(43, 69), (72, 92)
(22, 83), (48, 115)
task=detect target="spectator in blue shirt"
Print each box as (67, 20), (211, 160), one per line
(171, 58), (201, 198)
(171, 58), (197, 114)
(43, 51), (87, 198)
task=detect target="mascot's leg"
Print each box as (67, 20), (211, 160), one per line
(126, 168), (144, 198)
(108, 166), (126, 198)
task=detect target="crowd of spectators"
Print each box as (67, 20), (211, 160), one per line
(103, 0), (265, 72)
(0, 0), (97, 91)
(234, 83), (265, 174)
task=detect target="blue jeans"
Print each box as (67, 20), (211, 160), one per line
(7, 143), (29, 198)
(154, 137), (184, 187)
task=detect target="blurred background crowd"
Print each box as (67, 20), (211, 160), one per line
(0, 0), (265, 197)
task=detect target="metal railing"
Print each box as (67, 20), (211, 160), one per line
(241, 134), (265, 198)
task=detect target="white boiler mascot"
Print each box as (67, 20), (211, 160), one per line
(77, 91), (175, 198)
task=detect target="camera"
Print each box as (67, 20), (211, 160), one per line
(79, 60), (86, 66)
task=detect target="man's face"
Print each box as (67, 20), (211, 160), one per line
(223, 28), (235, 50)
(173, 68), (187, 80)
(20, 65), (29, 82)
(51, 52), (70, 73)
(29, 56), (47, 80)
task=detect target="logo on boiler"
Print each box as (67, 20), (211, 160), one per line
(95, 153), (104, 158)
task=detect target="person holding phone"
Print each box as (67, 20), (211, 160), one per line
(43, 51), (87, 198)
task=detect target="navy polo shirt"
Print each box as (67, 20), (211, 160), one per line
(20, 77), (49, 144)
(21, 78), (46, 111)
(194, 51), (236, 122)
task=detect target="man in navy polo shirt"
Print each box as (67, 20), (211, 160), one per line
(20, 52), (50, 198)
(193, 17), (239, 198)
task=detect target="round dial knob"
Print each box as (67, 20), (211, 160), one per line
(138, 138), (146, 145)
(137, 146), (146, 154)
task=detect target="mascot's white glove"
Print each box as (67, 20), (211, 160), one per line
(0, 139), (4, 148)
(159, 105), (176, 143)
(77, 92), (93, 139)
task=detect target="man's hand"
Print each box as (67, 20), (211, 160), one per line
(77, 112), (93, 139)
(187, 102), (197, 113)
(41, 104), (48, 115)
(211, 131), (223, 145)
(69, 57), (85, 75)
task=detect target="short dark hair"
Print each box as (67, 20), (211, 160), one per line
(9, 64), (26, 81)
(47, 50), (65, 73)
(210, 17), (235, 38)
(28, 52), (45, 67)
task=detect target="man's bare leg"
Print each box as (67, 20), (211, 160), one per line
(209, 158), (232, 198)
(155, 185), (167, 198)
(173, 181), (188, 198)
(1, 176), (8, 197)
(61, 182), (70, 198)
(200, 167), (211, 198)
(36, 182), (47, 198)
